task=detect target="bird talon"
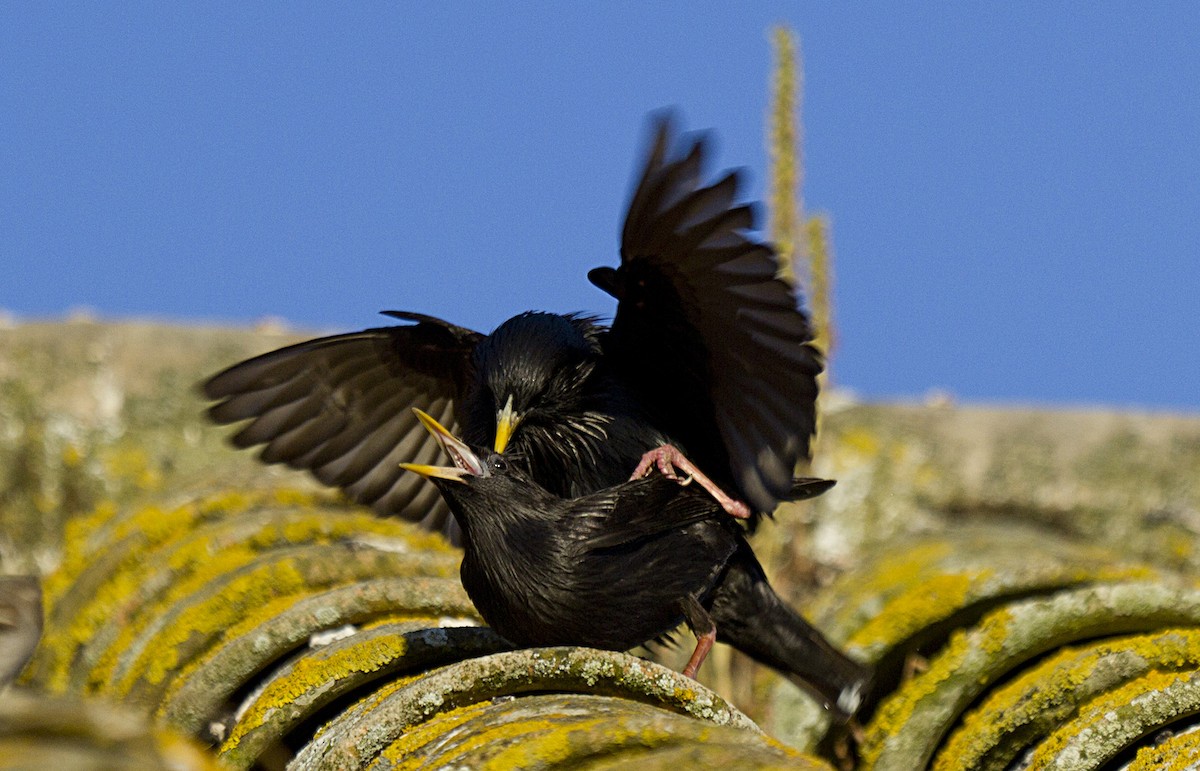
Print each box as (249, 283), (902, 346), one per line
(679, 474), (695, 486)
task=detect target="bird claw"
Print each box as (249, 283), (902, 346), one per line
(630, 445), (753, 519)
(630, 449), (678, 481)
(656, 456), (682, 481)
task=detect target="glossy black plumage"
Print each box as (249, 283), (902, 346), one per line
(401, 422), (870, 720)
(202, 115), (822, 534)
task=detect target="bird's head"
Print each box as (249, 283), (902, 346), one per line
(400, 408), (504, 484)
(472, 312), (601, 454)
(401, 408), (555, 535)
(399, 407), (536, 503)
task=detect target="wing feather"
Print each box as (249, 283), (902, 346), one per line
(202, 314), (482, 531)
(596, 115), (823, 514)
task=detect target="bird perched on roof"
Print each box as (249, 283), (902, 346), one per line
(202, 113), (822, 536)
(398, 408), (870, 721)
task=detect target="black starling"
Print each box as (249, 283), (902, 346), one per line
(400, 408), (871, 721)
(202, 114), (821, 535)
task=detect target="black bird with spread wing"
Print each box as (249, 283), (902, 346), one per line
(202, 114), (822, 534)
(399, 409), (870, 721)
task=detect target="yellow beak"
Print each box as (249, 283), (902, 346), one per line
(493, 394), (522, 453)
(399, 408), (485, 481)
(397, 461), (470, 482)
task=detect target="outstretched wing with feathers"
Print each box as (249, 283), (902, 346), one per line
(590, 114), (823, 515)
(202, 311), (482, 532)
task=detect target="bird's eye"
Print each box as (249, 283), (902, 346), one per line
(490, 456), (507, 472)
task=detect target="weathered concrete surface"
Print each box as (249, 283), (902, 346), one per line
(858, 582), (1200, 770)
(934, 629), (1200, 771)
(365, 692), (829, 771)
(3, 319), (1197, 579)
(287, 648), (802, 771)
(2, 318), (1198, 737)
(0, 688), (221, 770)
(0, 576), (40, 690)
(0, 319), (314, 574)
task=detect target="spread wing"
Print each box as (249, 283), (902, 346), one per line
(590, 114), (823, 514)
(202, 311), (483, 532)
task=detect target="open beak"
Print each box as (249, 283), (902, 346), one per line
(399, 408), (486, 482)
(493, 394), (522, 453)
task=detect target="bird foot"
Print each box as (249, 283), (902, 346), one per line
(630, 445), (752, 519)
(679, 598), (717, 679)
(682, 627), (715, 679)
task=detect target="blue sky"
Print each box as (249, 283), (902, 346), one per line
(3, 5), (1198, 411)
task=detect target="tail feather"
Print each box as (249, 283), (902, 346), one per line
(707, 544), (871, 721)
(786, 477), (835, 501)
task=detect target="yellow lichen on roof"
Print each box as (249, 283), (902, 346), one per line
(859, 628), (971, 768)
(226, 633), (411, 748)
(100, 444), (163, 491)
(420, 712), (613, 767)
(87, 508), (453, 695)
(489, 716), (691, 768)
(847, 572), (974, 652)
(117, 558), (310, 695)
(221, 660), (421, 759)
(153, 587), (356, 716)
(381, 696), (796, 770)
(81, 516), (307, 692)
(44, 500), (120, 602)
(812, 540), (953, 635)
(935, 628), (1200, 770)
(379, 700), (493, 764)
(1027, 668), (1199, 767)
(1127, 723), (1200, 770)
(976, 607), (1012, 657)
(150, 728), (227, 771)
(43, 488), (315, 622)
(35, 499), (210, 690)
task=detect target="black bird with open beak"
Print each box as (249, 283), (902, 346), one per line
(202, 114), (822, 537)
(400, 408), (872, 722)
